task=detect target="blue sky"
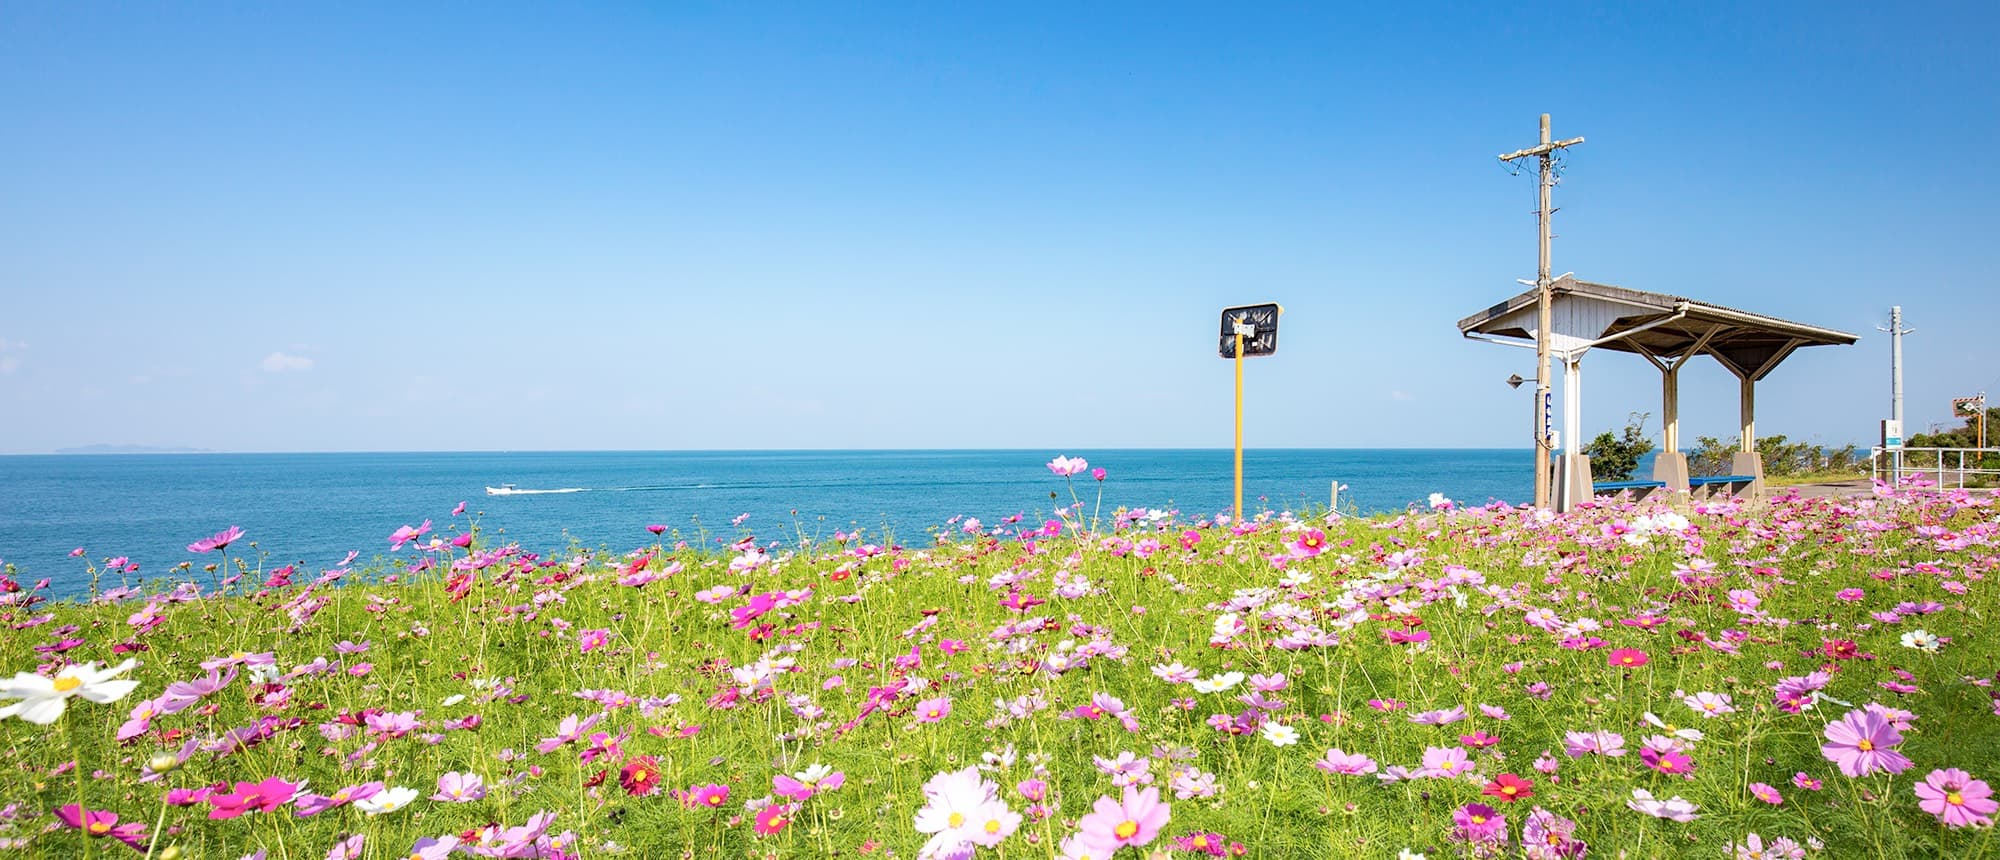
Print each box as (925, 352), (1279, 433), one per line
(1, 2), (1993, 453)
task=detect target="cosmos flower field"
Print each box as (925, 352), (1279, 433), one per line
(3, 458), (1999, 859)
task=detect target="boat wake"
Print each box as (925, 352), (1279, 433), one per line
(485, 485), (586, 496)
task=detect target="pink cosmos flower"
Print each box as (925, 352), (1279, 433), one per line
(1047, 455), (1089, 477)
(534, 713), (603, 754)
(684, 783), (730, 809)
(1419, 746), (1472, 779)
(464, 811), (556, 855)
(187, 526), (245, 554)
(911, 695), (952, 724)
(405, 836), (459, 860)
(389, 521), (432, 551)
(753, 803), (793, 835)
(1607, 648), (1649, 669)
(294, 781), (383, 817)
(1749, 782), (1784, 805)
(1641, 747), (1694, 776)
(206, 776), (307, 819)
(1914, 768), (1998, 828)
(773, 767), (845, 801)
(1076, 785), (1169, 850)
(326, 833), (365, 860)
(54, 804), (148, 850)
(431, 772), (486, 803)
(578, 629), (609, 654)
(1562, 730), (1626, 758)
(1821, 708), (1912, 777)
(1452, 802), (1507, 844)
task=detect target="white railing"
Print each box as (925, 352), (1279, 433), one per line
(1870, 447), (2000, 489)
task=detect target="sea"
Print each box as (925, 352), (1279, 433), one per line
(0, 449), (1531, 597)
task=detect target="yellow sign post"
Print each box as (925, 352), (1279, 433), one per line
(1218, 304), (1283, 524)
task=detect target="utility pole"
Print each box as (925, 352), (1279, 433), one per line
(1499, 114), (1584, 509)
(1880, 306), (1913, 429)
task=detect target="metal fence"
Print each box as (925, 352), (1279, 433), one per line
(1870, 447), (2000, 489)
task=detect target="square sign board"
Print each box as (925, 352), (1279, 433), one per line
(1218, 303), (1281, 358)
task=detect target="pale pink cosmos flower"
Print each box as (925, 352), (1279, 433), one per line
(1046, 455), (1089, 477)
(1820, 708), (1912, 777)
(1914, 768), (1998, 828)
(1076, 785), (1169, 851)
(913, 696), (952, 724)
(1313, 748), (1378, 776)
(187, 526), (246, 553)
(431, 772), (486, 803)
(389, 521), (432, 551)
(1419, 746), (1472, 779)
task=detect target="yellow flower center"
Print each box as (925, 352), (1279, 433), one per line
(1949, 791), (1966, 805)
(707, 795), (722, 806)
(1441, 761), (1457, 771)
(1857, 740), (1874, 752)
(1471, 814), (1488, 824)
(632, 770), (647, 782)
(232, 651), (248, 660)
(88, 821), (111, 835)
(53, 677), (83, 693)
(1114, 820), (1139, 840)
(334, 790), (350, 802)
(1502, 786), (1518, 796)
(948, 812), (964, 828)
(984, 819), (1002, 834)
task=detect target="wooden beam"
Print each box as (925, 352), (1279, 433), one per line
(1749, 337), (1808, 382)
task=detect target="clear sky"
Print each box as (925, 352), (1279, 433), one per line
(1, 2), (1993, 454)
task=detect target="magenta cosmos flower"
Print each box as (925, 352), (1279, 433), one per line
(205, 776), (306, 819)
(1607, 648), (1649, 669)
(1915, 768), (1998, 828)
(1077, 785), (1169, 850)
(54, 805), (148, 850)
(1820, 708), (1912, 777)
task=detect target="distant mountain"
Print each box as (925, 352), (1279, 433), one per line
(55, 444), (215, 455)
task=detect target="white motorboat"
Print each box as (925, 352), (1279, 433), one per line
(486, 484), (583, 496)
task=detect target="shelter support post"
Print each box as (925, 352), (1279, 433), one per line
(1732, 377), (1765, 498)
(1652, 365), (1690, 491)
(1556, 355), (1592, 511)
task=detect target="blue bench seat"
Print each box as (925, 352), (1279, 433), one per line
(1688, 475), (1755, 486)
(1593, 480), (1666, 492)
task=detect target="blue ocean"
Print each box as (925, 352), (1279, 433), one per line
(0, 449), (1530, 596)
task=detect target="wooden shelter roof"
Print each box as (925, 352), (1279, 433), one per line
(1456, 276), (1860, 380)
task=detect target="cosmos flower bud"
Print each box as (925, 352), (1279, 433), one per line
(147, 752), (184, 774)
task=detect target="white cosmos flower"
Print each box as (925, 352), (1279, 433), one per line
(0, 659), (141, 725)
(354, 785), (418, 815)
(1190, 671), (1245, 694)
(1260, 722), (1300, 747)
(1900, 630), (1941, 653)
(1642, 712), (1705, 743)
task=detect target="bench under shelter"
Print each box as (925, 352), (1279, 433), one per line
(1458, 277), (1858, 510)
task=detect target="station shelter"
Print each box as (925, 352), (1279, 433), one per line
(1458, 277), (1858, 509)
